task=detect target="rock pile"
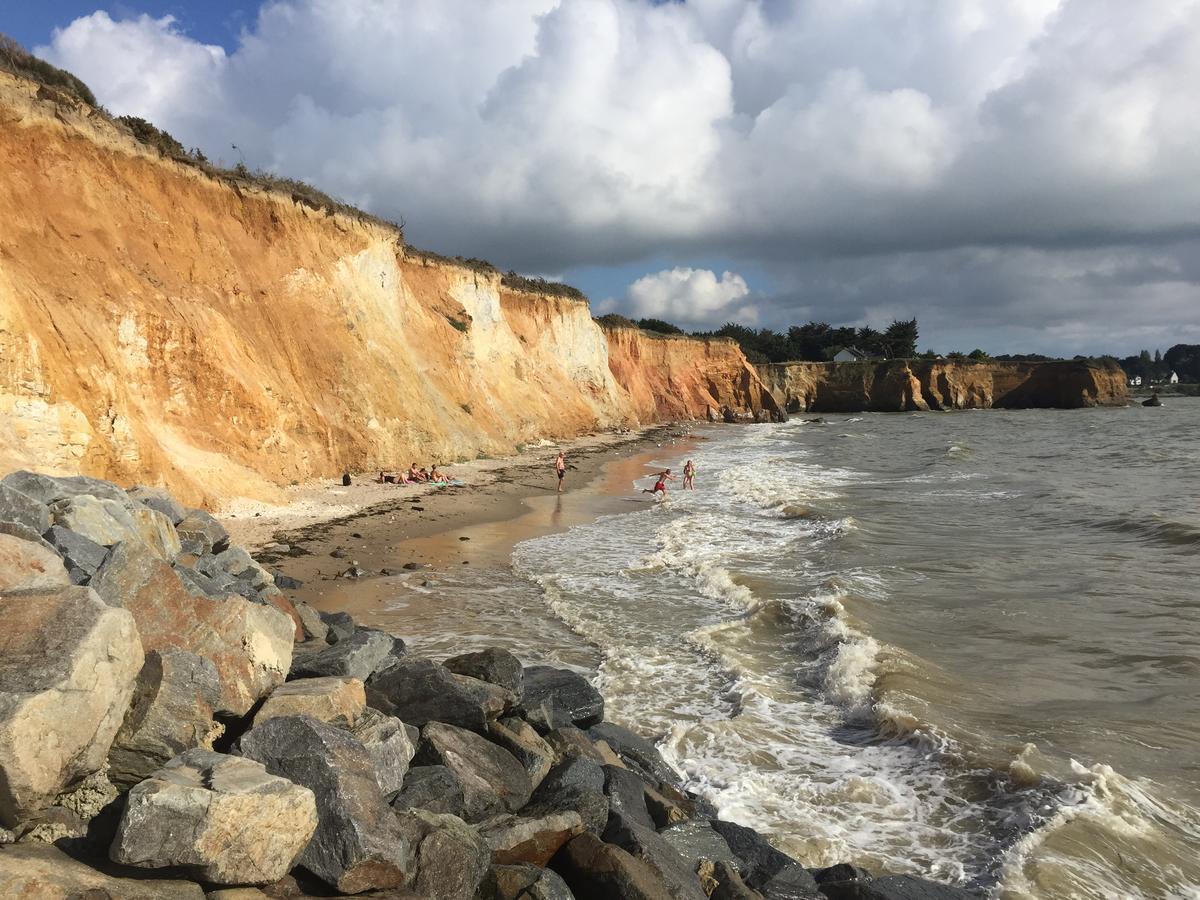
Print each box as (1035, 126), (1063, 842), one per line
(0, 470), (981, 899)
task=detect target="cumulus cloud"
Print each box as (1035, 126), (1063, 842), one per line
(36, 0), (1200, 353)
(626, 267), (751, 324)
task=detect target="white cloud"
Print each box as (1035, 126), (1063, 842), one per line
(626, 267), (750, 324)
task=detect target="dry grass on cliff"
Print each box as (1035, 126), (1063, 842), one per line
(0, 34), (96, 106)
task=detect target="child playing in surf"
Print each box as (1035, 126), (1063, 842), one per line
(642, 469), (676, 499)
(683, 460), (696, 490)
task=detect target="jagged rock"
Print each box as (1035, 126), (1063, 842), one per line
(0, 585), (142, 826)
(485, 864), (576, 900)
(56, 765), (120, 823)
(603, 765), (654, 830)
(0, 483), (49, 534)
(603, 811), (707, 900)
(528, 785), (609, 837)
(481, 810), (584, 866)
(551, 832), (674, 900)
(175, 509), (230, 557)
(273, 571), (304, 590)
(257, 587), (305, 641)
(293, 601), (328, 641)
(0, 532), (69, 592)
(108, 649), (224, 789)
(588, 722), (677, 785)
(111, 749), (316, 885)
(520, 667), (603, 732)
(47, 495), (139, 547)
(256, 676), (366, 728)
(290, 627), (394, 681)
(722, 406), (738, 424)
(237, 715), (410, 893)
(0, 472), (131, 507)
(91, 540), (293, 715)
(444, 648), (524, 696)
(133, 506), (182, 561)
(820, 874), (980, 900)
(13, 804), (88, 843)
(535, 755), (605, 799)
(545, 727), (606, 765)
(0, 521), (57, 555)
(645, 784), (692, 828)
(127, 485), (187, 524)
(709, 821), (817, 896)
(43, 525), (107, 584)
(711, 861), (762, 900)
(395, 807), (491, 900)
(0, 841), (204, 898)
(812, 863), (873, 888)
(489, 717), (554, 790)
(319, 609), (357, 643)
(659, 819), (739, 870)
(415, 722), (532, 822)
(392, 765), (467, 818)
(173, 563), (238, 599)
(367, 656), (507, 731)
(348, 707), (416, 800)
(593, 739), (625, 768)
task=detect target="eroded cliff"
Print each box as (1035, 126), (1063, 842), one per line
(761, 359), (1130, 413)
(0, 72), (771, 505)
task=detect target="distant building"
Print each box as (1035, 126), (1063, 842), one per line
(833, 347), (868, 363)
(1169, 371), (1179, 384)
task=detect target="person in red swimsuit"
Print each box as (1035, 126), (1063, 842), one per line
(642, 469), (676, 498)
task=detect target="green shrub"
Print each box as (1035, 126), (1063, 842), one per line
(595, 314), (636, 329)
(117, 116), (187, 158)
(501, 271), (586, 301)
(636, 318), (684, 335)
(0, 34), (97, 106)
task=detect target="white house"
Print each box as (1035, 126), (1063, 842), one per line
(1169, 371), (1180, 384)
(833, 347), (868, 363)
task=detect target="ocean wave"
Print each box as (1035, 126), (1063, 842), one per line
(1094, 513), (1200, 548)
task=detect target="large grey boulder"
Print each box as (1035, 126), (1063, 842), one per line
(367, 656), (508, 731)
(395, 807), (492, 900)
(43, 525), (108, 584)
(349, 707), (416, 799)
(132, 506), (182, 561)
(238, 715), (410, 893)
(320, 610), (357, 643)
(481, 810), (584, 867)
(254, 676), (366, 728)
(0, 842), (204, 899)
(293, 601), (328, 642)
(551, 832), (675, 900)
(602, 812), (707, 900)
(589, 722), (679, 786)
(534, 755), (605, 799)
(820, 874), (981, 900)
(414, 722), (533, 822)
(392, 764), (467, 818)
(175, 509), (230, 556)
(485, 864), (576, 900)
(709, 820), (819, 897)
(659, 819), (739, 871)
(291, 627), (394, 681)
(0, 585), (142, 826)
(489, 717), (554, 790)
(444, 647), (524, 696)
(0, 483), (49, 533)
(0, 471), (130, 506)
(91, 540), (293, 715)
(111, 750), (317, 885)
(0, 532), (69, 592)
(108, 649), (224, 789)
(603, 765), (654, 830)
(521, 667), (603, 732)
(48, 495), (139, 547)
(127, 485), (187, 524)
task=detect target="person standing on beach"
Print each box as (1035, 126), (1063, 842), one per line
(683, 460), (696, 490)
(555, 451), (567, 492)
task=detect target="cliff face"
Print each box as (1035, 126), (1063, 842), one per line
(761, 359), (1130, 413)
(0, 73), (772, 505)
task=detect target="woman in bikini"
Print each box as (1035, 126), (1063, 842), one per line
(642, 468), (676, 498)
(683, 460), (696, 490)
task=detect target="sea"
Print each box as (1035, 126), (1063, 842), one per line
(379, 402), (1200, 899)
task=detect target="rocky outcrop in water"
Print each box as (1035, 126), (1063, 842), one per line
(0, 468), (983, 898)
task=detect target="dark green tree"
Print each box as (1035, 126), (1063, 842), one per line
(882, 318), (919, 359)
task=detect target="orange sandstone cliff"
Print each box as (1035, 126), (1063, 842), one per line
(761, 359), (1130, 413)
(0, 72), (771, 505)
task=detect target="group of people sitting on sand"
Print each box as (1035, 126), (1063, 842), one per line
(377, 462), (454, 486)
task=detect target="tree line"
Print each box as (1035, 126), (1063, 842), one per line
(1120, 346), (1200, 383)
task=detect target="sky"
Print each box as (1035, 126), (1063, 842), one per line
(7, 0), (1200, 356)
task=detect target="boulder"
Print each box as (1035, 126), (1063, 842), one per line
(319, 610), (356, 643)
(551, 832), (675, 900)
(481, 810), (584, 866)
(293, 601), (328, 642)
(395, 807), (491, 900)
(0, 842), (204, 898)
(588, 722), (678, 786)
(0, 484), (49, 534)
(273, 571), (303, 590)
(91, 540), (294, 715)
(711, 861), (762, 900)
(485, 864), (576, 900)
(489, 717), (554, 789)
(820, 874), (980, 900)
(175, 509), (230, 557)
(174, 564), (238, 600)
(133, 506), (182, 561)
(0, 585), (142, 826)
(545, 727), (606, 765)
(237, 715), (410, 893)
(0, 472), (131, 507)
(0, 532), (69, 592)
(520, 667), (603, 732)
(43, 525), (107, 584)
(709, 821), (817, 896)
(255, 676), (366, 728)
(659, 819), (739, 870)
(415, 722), (532, 822)
(645, 784), (693, 828)
(258, 587), (305, 642)
(108, 649), (225, 789)
(602, 812), (707, 900)
(47, 495), (139, 547)
(290, 627), (394, 682)
(603, 765), (654, 830)
(534, 755), (605, 799)
(127, 485), (187, 524)
(348, 707), (415, 800)
(111, 749), (317, 885)
(444, 648), (524, 696)
(367, 656), (507, 731)
(392, 765), (466, 818)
